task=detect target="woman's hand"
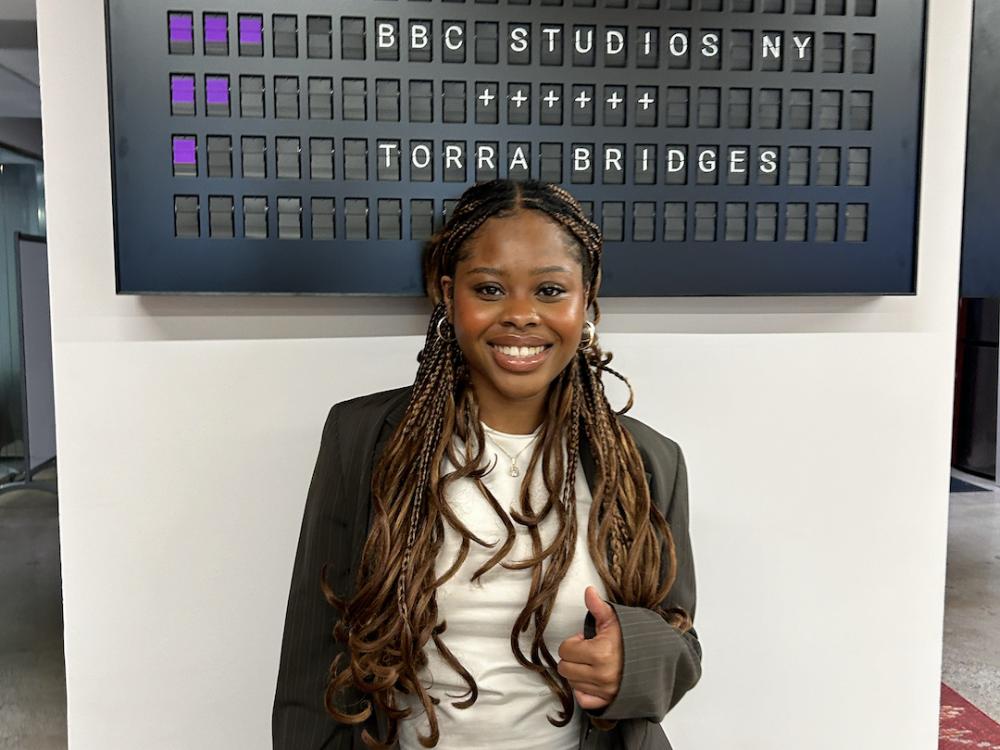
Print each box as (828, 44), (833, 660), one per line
(557, 586), (623, 710)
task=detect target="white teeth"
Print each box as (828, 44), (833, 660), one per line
(494, 345), (545, 357)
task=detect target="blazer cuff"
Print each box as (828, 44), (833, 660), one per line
(583, 602), (702, 723)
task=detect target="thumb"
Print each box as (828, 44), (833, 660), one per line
(584, 586), (616, 631)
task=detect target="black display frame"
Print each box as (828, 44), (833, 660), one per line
(105, 0), (928, 296)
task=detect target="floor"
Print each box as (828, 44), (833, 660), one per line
(0, 465), (997, 748)
(0, 465), (65, 750)
(941, 469), (1000, 722)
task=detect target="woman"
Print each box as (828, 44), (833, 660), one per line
(273, 179), (702, 750)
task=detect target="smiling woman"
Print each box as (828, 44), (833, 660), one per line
(273, 180), (703, 750)
(439, 208), (590, 434)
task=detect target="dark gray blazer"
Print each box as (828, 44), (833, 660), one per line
(273, 385), (702, 750)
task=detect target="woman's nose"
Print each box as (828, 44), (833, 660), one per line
(500, 294), (540, 327)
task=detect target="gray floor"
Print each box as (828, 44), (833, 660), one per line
(941, 469), (1000, 722)
(0, 466), (997, 749)
(0, 465), (66, 750)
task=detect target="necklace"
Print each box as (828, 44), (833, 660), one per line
(483, 431), (539, 478)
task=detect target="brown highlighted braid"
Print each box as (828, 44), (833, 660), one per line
(321, 179), (693, 748)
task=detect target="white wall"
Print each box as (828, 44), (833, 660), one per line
(36, 1), (968, 748)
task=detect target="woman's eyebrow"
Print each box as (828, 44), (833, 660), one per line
(531, 265), (571, 276)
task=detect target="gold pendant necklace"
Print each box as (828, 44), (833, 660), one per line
(484, 432), (539, 478)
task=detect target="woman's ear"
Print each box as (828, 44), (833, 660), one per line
(440, 276), (454, 321)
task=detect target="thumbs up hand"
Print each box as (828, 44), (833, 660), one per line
(557, 586), (623, 710)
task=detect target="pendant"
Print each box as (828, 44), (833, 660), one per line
(510, 463), (520, 478)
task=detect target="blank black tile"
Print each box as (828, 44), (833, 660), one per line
(239, 75), (265, 118)
(633, 202), (656, 241)
(694, 202), (717, 241)
(308, 77), (333, 119)
(174, 195), (199, 238)
(816, 146), (840, 186)
(755, 203), (778, 241)
(442, 81), (467, 123)
(378, 199), (402, 240)
(409, 81), (433, 122)
(341, 17), (366, 60)
(276, 137), (301, 179)
(273, 15), (298, 58)
(815, 203), (838, 241)
(307, 16), (332, 59)
(206, 135), (232, 178)
(343, 138), (368, 180)
(344, 198), (369, 239)
(376, 79), (401, 121)
(475, 22), (499, 63)
(785, 203), (808, 241)
(410, 199), (434, 240)
(601, 202), (624, 241)
(539, 142), (563, 182)
(310, 138), (334, 180)
(664, 202), (686, 241)
(243, 196), (268, 239)
(311, 197), (335, 240)
(845, 203), (868, 241)
(725, 203), (748, 241)
(208, 196), (234, 238)
(278, 197), (302, 239)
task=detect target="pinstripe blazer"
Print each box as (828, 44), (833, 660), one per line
(273, 385), (702, 750)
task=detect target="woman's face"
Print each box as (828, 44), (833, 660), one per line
(440, 209), (588, 415)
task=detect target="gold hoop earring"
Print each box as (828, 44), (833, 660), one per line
(436, 316), (456, 343)
(579, 320), (596, 351)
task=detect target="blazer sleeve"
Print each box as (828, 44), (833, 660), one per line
(272, 404), (355, 749)
(584, 440), (703, 723)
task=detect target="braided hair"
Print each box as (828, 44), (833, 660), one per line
(321, 179), (693, 748)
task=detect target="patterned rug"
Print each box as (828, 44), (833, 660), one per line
(941, 682), (1000, 748)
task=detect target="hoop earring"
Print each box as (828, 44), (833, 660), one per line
(436, 316), (456, 343)
(579, 320), (596, 351)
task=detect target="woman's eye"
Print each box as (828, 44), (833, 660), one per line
(539, 285), (566, 298)
(476, 284), (503, 297)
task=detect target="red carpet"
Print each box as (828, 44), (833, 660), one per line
(940, 682), (1000, 748)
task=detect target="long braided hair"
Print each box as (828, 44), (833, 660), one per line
(321, 179), (693, 748)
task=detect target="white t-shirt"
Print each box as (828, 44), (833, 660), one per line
(397, 422), (608, 749)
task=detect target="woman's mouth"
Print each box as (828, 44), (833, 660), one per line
(488, 343), (554, 372)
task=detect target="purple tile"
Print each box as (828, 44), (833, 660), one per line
(169, 13), (193, 44)
(170, 75), (195, 104)
(239, 16), (263, 45)
(205, 76), (230, 105)
(172, 137), (197, 165)
(204, 15), (228, 44)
